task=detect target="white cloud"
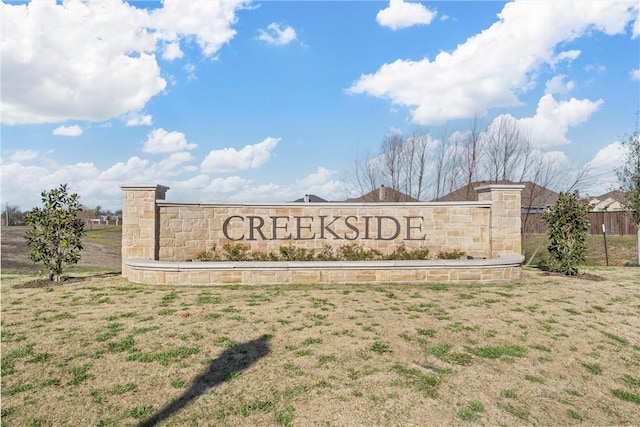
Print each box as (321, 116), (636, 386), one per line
(631, 68), (640, 81)
(1, 0), (248, 125)
(151, 0), (249, 58)
(162, 41), (183, 60)
(154, 152), (196, 177)
(100, 157), (150, 181)
(201, 137), (280, 173)
(10, 150), (39, 162)
(142, 128), (197, 153)
(53, 125), (83, 136)
(349, 0), (638, 125)
(297, 167), (336, 188)
(1, 0), (165, 125)
(257, 23), (297, 46)
(553, 49), (581, 64)
(203, 176), (252, 194)
(125, 114), (153, 127)
(376, 0), (436, 30)
(293, 167), (347, 201)
(226, 182), (284, 202)
(584, 64), (607, 74)
(516, 94), (603, 147)
(0, 158), (101, 209)
(589, 141), (625, 167)
(1, 146), (346, 208)
(183, 63), (197, 81)
(174, 174), (215, 191)
(581, 141), (625, 196)
(226, 168), (346, 202)
(544, 75), (575, 95)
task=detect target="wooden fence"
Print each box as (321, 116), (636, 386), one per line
(523, 212), (638, 235)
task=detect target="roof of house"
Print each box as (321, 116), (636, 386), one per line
(593, 189), (626, 202)
(345, 185), (418, 203)
(431, 180), (559, 208)
(292, 194), (328, 203)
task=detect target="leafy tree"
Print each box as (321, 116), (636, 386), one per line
(541, 191), (590, 276)
(24, 184), (86, 281)
(616, 125), (640, 264)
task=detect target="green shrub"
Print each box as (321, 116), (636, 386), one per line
(222, 243), (251, 261)
(388, 243), (430, 260)
(196, 246), (220, 261)
(24, 183), (86, 281)
(279, 244), (315, 261)
(436, 249), (466, 260)
(337, 243), (382, 261)
(315, 245), (337, 261)
(197, 242), (438, 262)
(542, 191), (590, 275)
(250, 251), (275, 261)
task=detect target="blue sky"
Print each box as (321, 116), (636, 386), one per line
(1, 0), (639, 211)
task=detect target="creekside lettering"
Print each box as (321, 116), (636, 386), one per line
(222, 215), (427, 241)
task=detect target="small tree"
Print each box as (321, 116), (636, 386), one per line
(541, 191), (590, 276)
(24, 184), (86, 281)
(617, 125), (640, 264)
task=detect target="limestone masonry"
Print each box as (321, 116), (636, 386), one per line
(121, 184), (525, 285)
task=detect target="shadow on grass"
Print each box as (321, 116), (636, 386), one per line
(69, 271), (121, 280)
(137, 335), (272, 427)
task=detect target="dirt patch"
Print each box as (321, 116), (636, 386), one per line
(1, 226), (121, 274)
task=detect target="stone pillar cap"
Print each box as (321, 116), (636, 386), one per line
(475, 184), (525, 193)
(121, 184), (170, 191)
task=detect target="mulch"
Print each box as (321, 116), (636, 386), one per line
(17, 272), (121, 288)
(18, 277), (85, 288)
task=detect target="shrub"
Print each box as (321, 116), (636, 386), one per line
(387, 243), (430, 260)
(250, 251), (275, 261)
(278, 244), (315, 261)
(337, 243), (382, 261)
(197, 242), (438, 262)
(315, 244), (337, 261)
(24, 184), (86, 281)
(436, 249), (466, 260)
(222, 243), (251, 261)
(542, 191), (590, 276)
(196, 246), (220, 261)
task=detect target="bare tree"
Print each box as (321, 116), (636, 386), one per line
(458, 117), (483, 200)
(350, 130), (434, 201)
(380, 131), (405, 194)
(1, 204), (25, 226)
(402, 132), (430, 200)
(432, 130), (466, 200)
(351, 147), (381, 198)
(482, 115), (531, 182)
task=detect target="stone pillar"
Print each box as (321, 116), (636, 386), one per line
(121, 185), (169, 277)
(476, 184), (524, 258)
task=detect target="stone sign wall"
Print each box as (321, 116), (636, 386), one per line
(121, 183), (524, 278)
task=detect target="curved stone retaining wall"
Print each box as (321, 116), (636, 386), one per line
(125, 255), (525, 285)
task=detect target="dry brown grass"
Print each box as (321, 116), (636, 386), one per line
(1, 267), (639, 426)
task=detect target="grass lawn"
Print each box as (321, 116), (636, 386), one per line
(1, 267), (639, 426)
(523, 233), (638, 267)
